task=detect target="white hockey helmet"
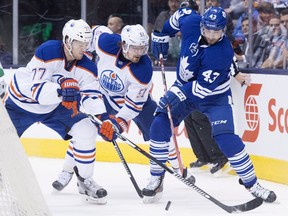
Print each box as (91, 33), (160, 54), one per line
(121, 24), (149, 55)
(62, 19), (92, 45)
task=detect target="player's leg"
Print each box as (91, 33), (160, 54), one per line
(142, 99), (193, 202)
(141, 112), (170, 203)
(215, 134), (276, 202)
(191, 110), (228, 174)
(133, 96), (184, 173)
(68, 118), (107, 202)
(184, 112), (209, 169)
(132, 95), (157, 141)
(4, 97), (38, 137)
(48, 106), (107, 202)
(206, 97), (276, 203)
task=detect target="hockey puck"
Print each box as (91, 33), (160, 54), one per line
(165, 201), (171, 211)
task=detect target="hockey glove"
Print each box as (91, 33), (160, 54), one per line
(98, 114), (128, 142)
(158, 86), (187, 110)
(58, 78), (80, 117)
(151, 31), (170, 61)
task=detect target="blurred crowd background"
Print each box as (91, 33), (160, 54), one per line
(0, 0), (287, 69)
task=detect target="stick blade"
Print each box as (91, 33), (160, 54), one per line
(225, 197), (263, 213)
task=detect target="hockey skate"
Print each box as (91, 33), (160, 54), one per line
(189, 160), (209, 173)
(77, 177), (108, 204)
(73, 166), (107, 204)
(52, 170), (74, 191)
(142, 175), (164, 204)
(210, 159), (231, 177)
(247, 182), (277, 203)
(173, 167), (196, 184)
(190, 160), (208, 168)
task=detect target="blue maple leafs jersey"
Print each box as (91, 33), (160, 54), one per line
(162, 7), (234, 103)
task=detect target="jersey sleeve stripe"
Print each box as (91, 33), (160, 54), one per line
(169, 11), (181, 30)
(125, 103), (141, 113)
(9, 77), (38, 103)
(192, 79), (230, 98)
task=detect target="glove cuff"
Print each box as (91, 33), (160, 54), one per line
(115, 116), (128, 132)
(151, 32), (170, 43)
(96, 113), (109, 122)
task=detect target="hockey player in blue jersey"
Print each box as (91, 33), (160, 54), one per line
(142, 6), (277, 203)
(4, 19), (111, 204)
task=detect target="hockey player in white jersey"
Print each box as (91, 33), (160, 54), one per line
(142, 6), (277, 203)
(4, 19), (110, 204)
(53, 24), (195, 192)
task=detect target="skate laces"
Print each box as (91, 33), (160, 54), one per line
(146, 176), (163, 190)
(83, 178), (102, 191)
(57, 171), (73, 185)
(249, 182), (270, 199)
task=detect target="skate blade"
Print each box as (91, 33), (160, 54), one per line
(143, 192), (163, 204)
(81, 195), (107, 205)
(188, 166), (210, 173)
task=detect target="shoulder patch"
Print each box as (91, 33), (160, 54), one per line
(129, 56), (153, 84)
(98, 33), (121, 55)
(35, 40), (63, 62)
(77, 55), (98, 77)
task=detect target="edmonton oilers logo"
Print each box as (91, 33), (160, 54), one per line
(100, 70), (124, 92)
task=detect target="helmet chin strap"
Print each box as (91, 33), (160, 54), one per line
(64, 39), (75, 60)
(122, 44), (131, 61)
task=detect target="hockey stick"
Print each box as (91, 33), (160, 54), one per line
(89, 115), (263, 213)
(159, 54), (185, 175)
(111, 139), (143, 198)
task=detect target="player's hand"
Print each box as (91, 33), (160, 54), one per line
(151, 31), (170, 61)
(158, 86), (187, 109)
(97, 114), (128, 142)
(234, 72), (251, 87)
(58, 78), (80, 116)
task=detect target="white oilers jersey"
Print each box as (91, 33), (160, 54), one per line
(8, 40), (106, 115)
(91, 28), (153, 121)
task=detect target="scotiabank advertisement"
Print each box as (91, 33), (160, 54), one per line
(231, 75), (288, 161)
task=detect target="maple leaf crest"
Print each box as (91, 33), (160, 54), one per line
(179, 56), (194, 82)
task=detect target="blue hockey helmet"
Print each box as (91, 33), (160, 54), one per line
(200, 6), (227, 32)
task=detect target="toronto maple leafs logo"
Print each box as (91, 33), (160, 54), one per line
(189, 43), (198, 56)
(179, 56), (194, 82)
(100, 70), (124, 92)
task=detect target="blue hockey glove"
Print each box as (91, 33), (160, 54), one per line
(158, 86), (187, 109)
(97, 113), (128, 142)
(57, 78), (80, 117)
(151, 31), (170, 61)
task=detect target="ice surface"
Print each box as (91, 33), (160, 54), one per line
(30, 157), (288, 216)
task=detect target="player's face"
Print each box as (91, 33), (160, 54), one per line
(202, 28), (223, 45)
(125, 45), (148, 63)
(71, 40), (89, 60)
